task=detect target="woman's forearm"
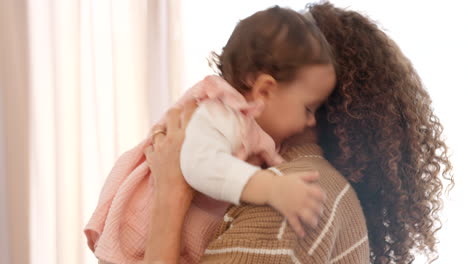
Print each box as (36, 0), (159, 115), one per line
(143, 101), (198, 263)
(143, 190), (192, 264)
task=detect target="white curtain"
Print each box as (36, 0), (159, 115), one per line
(148, 0), (185, 121)
(27, 0), (150, 263)
(0, 0), (30, 263)
(1, 0), (181, 263)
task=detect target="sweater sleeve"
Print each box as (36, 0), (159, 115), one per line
(180, 100), (260, 205)
(199, 155), (370, 264)
(294, 184), (369, 263)
(279, 159), (370, 263)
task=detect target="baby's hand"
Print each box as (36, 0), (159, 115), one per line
(267, 171), (326, 237)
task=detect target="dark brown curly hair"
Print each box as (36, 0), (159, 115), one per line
(306, 2), (454, 263)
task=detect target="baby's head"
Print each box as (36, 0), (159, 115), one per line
(211, 6), (336, 145)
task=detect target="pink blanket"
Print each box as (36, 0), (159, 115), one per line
(84, 76), (282, 264)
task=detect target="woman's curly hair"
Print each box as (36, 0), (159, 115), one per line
(307, 2), (454, 263)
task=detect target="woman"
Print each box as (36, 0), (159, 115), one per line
(144, 2), (453, 264)
(310, 3), (453, 263)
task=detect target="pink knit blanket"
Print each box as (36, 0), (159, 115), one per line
(84, 76), (282, 264)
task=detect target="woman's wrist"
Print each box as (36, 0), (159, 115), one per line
(153, 187), (193, 225)
(155, 186), (193, 209)
(144, 190), (192, 263)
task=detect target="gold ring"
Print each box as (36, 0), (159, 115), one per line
(152, 129), (166, 137)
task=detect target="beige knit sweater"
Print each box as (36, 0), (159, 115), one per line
(200, 143), (370, 264)
(101, 142), (369, 264)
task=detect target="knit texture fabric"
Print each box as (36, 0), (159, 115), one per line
(84, 75), (282, 264)
(200, 143), (370, 264)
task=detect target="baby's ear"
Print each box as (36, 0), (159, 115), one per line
(240, 99), (265, 118)
(250, 73), (278, 101)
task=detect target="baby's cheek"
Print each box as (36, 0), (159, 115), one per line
(291, 117), (306, 133)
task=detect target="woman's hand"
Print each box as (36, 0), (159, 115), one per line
(143, 99), (198, 264)
(145, 99), (198, 202)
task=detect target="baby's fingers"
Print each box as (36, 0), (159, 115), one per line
(299, 209), (319, 228)
(300, 171), (320, 183)
(287, 215), (305, 238)
(308, 185), (327, 203)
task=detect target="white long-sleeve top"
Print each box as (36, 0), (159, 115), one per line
(179, 77), (283, 205)
(181, 100), (260, 204)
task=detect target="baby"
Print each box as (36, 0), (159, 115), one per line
(85, 6), (336, 264)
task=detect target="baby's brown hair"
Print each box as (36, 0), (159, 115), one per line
(211, 6), (334, 92)
(308, 2), (454, 263)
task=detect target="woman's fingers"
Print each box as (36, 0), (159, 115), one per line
(165, 99), (199, 134)
(144, 145), (153, 159)
(151, 125), (166, 146)
(144, 145), (155, 167)
(181, 99), (198, 129)
(166, 107), (182, 134)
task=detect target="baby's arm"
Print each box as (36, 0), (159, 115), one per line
(180, 101), (325, 235)
(180, 100), (261, 204)
(240, 169), (326, 236)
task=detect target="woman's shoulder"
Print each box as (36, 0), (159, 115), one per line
(201, 153), (370, 263)
(280, 155), (367, 227)
(277, 151), (352, 194)
(278, 155), (369, 262)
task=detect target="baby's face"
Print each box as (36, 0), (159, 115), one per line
(256, 64), (336, 145)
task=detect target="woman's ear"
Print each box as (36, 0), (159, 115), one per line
(250, 74), (278, 101)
